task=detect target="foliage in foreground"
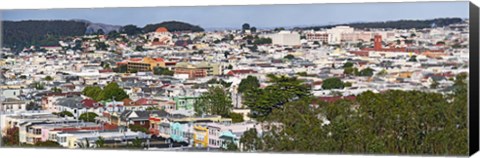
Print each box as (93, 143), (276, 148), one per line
(240, 74), (468, 155)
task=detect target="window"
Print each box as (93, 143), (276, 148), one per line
(34, 129), (41, 135)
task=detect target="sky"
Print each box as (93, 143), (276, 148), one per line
(0, 1), (469, 29)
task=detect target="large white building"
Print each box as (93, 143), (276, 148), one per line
(266, 31), (301, 46)
(326, 26), (355, 44)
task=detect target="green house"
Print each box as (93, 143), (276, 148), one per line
(173, 96), (198, 110)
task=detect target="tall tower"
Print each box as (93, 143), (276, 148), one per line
(374, 34), (382, 51)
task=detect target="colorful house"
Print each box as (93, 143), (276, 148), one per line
(193, 125), (209, 147)
(219, 130), (240, 149)
(173, 96), (197, 110)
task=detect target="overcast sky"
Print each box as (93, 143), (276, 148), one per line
(0, 1), (469, 29)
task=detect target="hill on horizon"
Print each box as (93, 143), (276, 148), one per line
(143, 21), (204, 33)
(1, 20), (205, 52)
(301, 17), (465, 30)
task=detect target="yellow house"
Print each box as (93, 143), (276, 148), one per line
(194, 43), (208, 49)
(398, 71), (413, 79)
(193, 125), (209, 147)
(0, 60), (6, 66)
(127, 57), (166, 72)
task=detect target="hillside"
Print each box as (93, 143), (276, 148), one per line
(1, 20), (205, 52)
(302, 18), (464, 30)
(143, 21), (204, 33)
(85, 23), (122, 35)
(2, 20), (88, 52)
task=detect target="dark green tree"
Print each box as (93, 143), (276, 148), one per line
(99, 82), (129, 101)
(237, 75), (260, 94)
(274, 27), (285, 31)
(296, 72), (308, 77)
(82, 86), (103, 101)
(243, 74), (311, 120)
(1, 127), (19, 146)
(145, 106), (160, 111)
(357, 67), (375, 77)
(253, 38), (272, 45)
(250, 27), (257, 33)
(34, 141), (61, 148)
(79, 112), (99, 122)
(121, 24), (143, 36)
(44, 76), (54, 81)
(408, 55), (418, 62)
(229, 112), (244, 123)
(242, 23), (251, 31)
(129, 124), (148, 133)
(108, 30), (121, 39)
(430, 80), (439, 89)
(240, 128), (262, 152)
(33, 82), (45, 90)
(284, 54), (295, 60)
(95, 137), (105, 148)
(344, 67), (359, 76)
(377, 69), (388, 76)
(51, 87), (62, 93)
(153, 67), (174, 76)
(96, 29), (105, 35)
(194, 86), (233, 117)
(95, 42), (108, 51)
(343, 62), (354, 68)
(322, 77), (345, 90)
(55, 111), (73, 117)
(131, 137), (143, 148)
(225, 141), (239, 151)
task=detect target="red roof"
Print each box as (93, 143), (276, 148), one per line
(123, 98), (133, 106)
(129, 58), (143, 62)
(227, 69), (257, 76)
(52, 126), (101, 132)
(81, 99), (103, 108)
(43, 92), (82, 97)
(155, 27), (169, 33)
(433, 72), (455, 78)
(99, 69), (113, 73)
(135, 98), (149, 105)
(116, 61), (128, 65)
(154, 58), (164, 62)
(152, 41), (168, 45)
(103, 123), (119, 130)
(313, 81), (323, 86)
(349, 51), (369, 57)
(102, 112), (111, 117)
(134, 98), (157, 105)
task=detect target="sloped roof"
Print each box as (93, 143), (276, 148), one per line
(120, 110), (170, 121)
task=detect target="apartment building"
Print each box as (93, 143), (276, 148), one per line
(121, 57), (166, 72)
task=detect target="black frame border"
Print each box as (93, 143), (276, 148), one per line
(469, 1), (479, 156)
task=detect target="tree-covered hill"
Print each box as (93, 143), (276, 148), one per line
(1, 20), (204, 52)
(303, 18), (464, 30)
(2, 20), (88, 52)
(143, 21), (204, 33)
